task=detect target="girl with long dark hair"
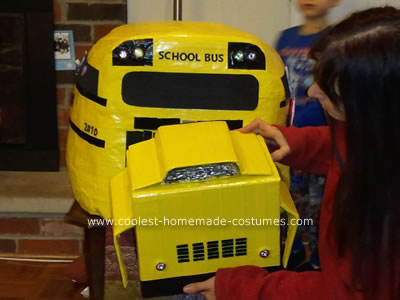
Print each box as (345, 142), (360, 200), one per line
(184, 6), (400, 300)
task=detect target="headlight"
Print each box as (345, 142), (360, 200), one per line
(113, 39), (153, 66)
(228, 42), (265, 70)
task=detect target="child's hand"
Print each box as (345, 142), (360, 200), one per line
(240, 118), (290, 161)
(183, 276), (216, 300)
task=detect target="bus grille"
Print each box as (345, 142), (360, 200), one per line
(176, 238), (247, 263)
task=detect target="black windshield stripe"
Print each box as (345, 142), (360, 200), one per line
(122, 72), (259, 111)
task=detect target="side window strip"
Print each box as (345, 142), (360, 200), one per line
(76, 58), (107, 106)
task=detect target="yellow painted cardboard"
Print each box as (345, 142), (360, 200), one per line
(66, 21), (290, 219)
(111, 122), (298, 287)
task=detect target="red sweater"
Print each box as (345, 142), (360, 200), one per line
(215, 121), (364, 300)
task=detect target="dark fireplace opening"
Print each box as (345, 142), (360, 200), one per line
(0, 13), (26, 145)
(0, 1), (59, 171)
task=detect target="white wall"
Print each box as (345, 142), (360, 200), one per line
(291, 0), (400, 27)
(127, 0), (400, 45)
(128, 0), (292, 45)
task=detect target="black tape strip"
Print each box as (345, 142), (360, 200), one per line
(281, 73), (291, 100)
(126, 130), (153, 149)
(76, 60), (107, 106)
(70, 120), (105, 148)
(193, 120), (243, 130)
(224, 120), (243, 130)
(122, 72), (259, 111)
(76, 84), (107, 106)
(134, 117), (180, 130)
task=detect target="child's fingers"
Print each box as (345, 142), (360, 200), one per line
(239, 118), (277, 138)
(200, 291), (217, 300)
(183, 277), (214, 294)
(269, 129), (290, 161)
(239, 118), (290, 161)
(239, 118), (267, 134)
(271, 144), (290, 161)
(183, 282), (204, 294)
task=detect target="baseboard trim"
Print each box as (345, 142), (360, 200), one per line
(0, 253), (79, 261)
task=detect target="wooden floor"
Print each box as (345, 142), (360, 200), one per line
(0, 260), (86, 300)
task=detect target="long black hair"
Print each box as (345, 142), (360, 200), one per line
(309, 7), (400, 299)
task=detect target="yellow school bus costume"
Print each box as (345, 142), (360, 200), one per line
(66, 22), (296, 295)
(66, 21), (290, 220)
